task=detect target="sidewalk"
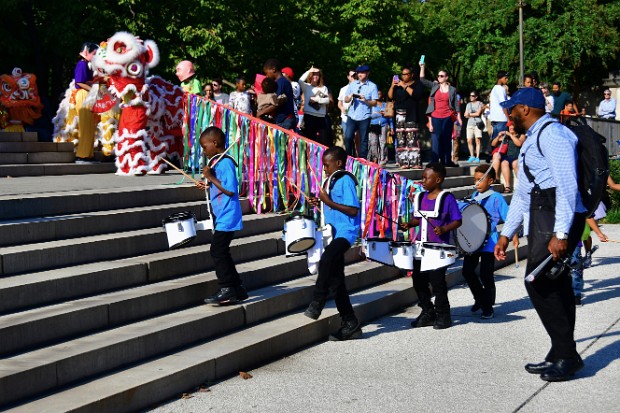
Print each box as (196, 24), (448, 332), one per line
(149, 225), (620, 413)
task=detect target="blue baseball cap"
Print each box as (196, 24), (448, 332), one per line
(355, 64), (370, 72)
(500, 87), (546, 111)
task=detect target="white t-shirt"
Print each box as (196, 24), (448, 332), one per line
(489, 85), (508, 122)
(338, 85), (349, 122)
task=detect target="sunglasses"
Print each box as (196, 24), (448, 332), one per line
(211, 83), (219, 87)
(438, 74), (447, 78)
(470, 94), (477, 97)
(604, 93), (611, 95)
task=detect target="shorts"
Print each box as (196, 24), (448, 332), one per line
(466, 125), (482, 139)
(500, 154), (517, 164)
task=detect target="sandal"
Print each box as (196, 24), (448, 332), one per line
(503, 187), (512, 193)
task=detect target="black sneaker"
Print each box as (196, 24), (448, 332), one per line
(204, 287), (243, 306)
(329, 318), (363, 341)
(575, 295), (582, 306)
(304, 301), (324, 320)
(481, 309), (494, 319)
(433, 312), (452, 329)
(470, 302), (481, 313)
(411, 309), (436, 328)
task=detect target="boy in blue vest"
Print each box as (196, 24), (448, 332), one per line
(304, 146), (362, 341)
(197, 126), (248, 306)
(462, 164), (509, 319)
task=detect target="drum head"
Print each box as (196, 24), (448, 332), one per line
(287, 237), (316, 253)
(455, 203), (490, 254)
(163, 211), (196, 225)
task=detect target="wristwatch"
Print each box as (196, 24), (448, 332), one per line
(555, 231), (568, 240)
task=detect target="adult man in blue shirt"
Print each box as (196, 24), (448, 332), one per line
(495, 87), (587, 382)
(263, 58), (296, 130)
(343, 65), (378, 159)
(597, 89), (617, 119)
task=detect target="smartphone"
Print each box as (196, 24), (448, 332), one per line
(393, 75), (399, 82)
(419, 55), (425, 65)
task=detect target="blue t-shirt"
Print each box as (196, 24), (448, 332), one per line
(471, 190), (509, 252)
(324, 174), (360, 245)
(275, 76), (295, 124)
(345, 80), (379, 121)
(209, 157), (243, 232)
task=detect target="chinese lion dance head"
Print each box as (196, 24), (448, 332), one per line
(90, 32), (183, 175)
(0, 67), (43, 131)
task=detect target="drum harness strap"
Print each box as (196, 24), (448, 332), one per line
(413, 190), (447, 242)
(318, 169), (358, 238)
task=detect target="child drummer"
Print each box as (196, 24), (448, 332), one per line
(462, 164), (509, 319)
(304, 146), (363, 341)
(196, 126), (248, 306)
(402, 162), (462, 329)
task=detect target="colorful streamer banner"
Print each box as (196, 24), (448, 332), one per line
(182, 94), (422, 240)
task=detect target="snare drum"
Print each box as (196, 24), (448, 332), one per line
(162, 211), (197, 249)
(455, 201), (491, 254)
(419, 242), (458, 272)
(362, 238), (394, 266)
(283, 214), (317, 255)
(390, 241), (415, 270)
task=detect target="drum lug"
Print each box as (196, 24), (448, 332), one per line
(440, 250), (445, 259)
(177, 222), (184, 232)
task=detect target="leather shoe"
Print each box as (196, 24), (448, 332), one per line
(524, 361), (554, 374)
(540, 357), (584, 382)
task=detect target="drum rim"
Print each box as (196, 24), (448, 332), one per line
(423, 242), (457, 250)
(163, 211), (197, 224)
(169, 234), (196, 249)
(455, 202), (491, 253)
(285, 214), (314, 223)
(366, 237), (393, 242)
(287, 237), (316, 253)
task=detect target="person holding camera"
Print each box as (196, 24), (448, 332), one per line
(299, 66), (330, 146)
(464, 91), (484, 163)
(343, 65), (378, 159)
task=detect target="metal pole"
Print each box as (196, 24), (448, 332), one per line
(518, 0), (525, 87)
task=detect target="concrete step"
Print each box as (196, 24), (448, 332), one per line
(0, 132), (38, 142)
(0, 200), (208, 247)
(0, 184), (204, 220)
(0, 213), (283, 275)
(0, 142), (74, 153)
(0, 259), (397, 407)
(0, 163), (117, 177)
(0, 230), (285, 314)
(0, 152), (75, 164)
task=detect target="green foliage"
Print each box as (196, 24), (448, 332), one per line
(1, 0), (619, 102)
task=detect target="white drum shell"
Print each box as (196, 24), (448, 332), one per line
(284, 217), (316, 255)
(390, 242), (415, 270)
(363, 238), (394, 266)
(164, 217), (197, 249)
(419, 242), (458, 272)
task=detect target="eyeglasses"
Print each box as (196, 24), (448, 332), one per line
(604, 93), (611, 95)
(211, 83), (219, 87)
(401, 72), (411, 76)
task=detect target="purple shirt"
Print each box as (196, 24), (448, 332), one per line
(74, 60), (93, 90)
(415, 192), (462, 244)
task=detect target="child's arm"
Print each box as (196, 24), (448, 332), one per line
(203, 165), (234, 197)
(608, 175), (620, 191)
(433, 219), (462, 235)
(400, 218), (420, 230)
(587, 217), (608, 242)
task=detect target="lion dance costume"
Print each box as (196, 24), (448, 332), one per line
(53, 32), (184, 175)
(0, 67), (43, 132)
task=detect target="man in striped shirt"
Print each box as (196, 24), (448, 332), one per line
(494, 87), (587, 382)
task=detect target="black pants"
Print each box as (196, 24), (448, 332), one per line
(302, 114), (328, 147)
(210, 230), (242, 289)
(525, 191), (586, 360)
(313, 238), (355, 320)
(462, 252), (496, 312)
(412, 259), (449, 314)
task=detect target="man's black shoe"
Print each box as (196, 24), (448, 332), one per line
(204, 287), (243, 306)
(329, 318), (362, 341)
(304, 300), (324, 320)
(470, 302), (481, 312)
(525, 361), (555, 374)
(540, 356), (584, 382)
(411, 309), (436, 328)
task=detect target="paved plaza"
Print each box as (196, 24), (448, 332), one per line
(150, 225), (620, 413)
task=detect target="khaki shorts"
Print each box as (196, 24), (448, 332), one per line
(466, 125), (482, 139)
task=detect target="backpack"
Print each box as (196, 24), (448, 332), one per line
(524, 117), (609, 216)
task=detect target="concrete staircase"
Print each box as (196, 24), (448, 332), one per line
(0, 167), (522, 412)
(0, 132), (115, 176)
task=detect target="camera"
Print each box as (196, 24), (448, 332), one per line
(352, 93), (362, 99)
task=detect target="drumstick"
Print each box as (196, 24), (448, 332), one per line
(308, 165), (324, 192)
(285, 176), (323, 215)
(605, 239), (620, 243)
(514, 248), (519, 268)
(418, 211), (437, 229)
(159, 157), (202, 185)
